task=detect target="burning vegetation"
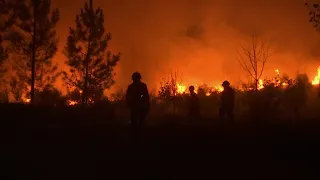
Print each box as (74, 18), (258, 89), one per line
(13, 65), (320, 106)
(158, 66), (320, 98)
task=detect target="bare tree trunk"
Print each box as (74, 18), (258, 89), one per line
(253, 35), (258, 91)
(82, 63), (88, 105)
(82, 46), (89, 105)
(238, 34), (270, 91)
(170, 71), (178, 115)
(82, 3), (93, 105)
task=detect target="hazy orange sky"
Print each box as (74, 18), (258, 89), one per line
(51, 0), (320, 93)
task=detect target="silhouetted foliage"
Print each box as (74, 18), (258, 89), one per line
(305, 2), (320, 32)
(197, 84), (213, 97)
(35, 85), (66, 106)
(0, 0), (18, 80)
(63, 0), (120, 105)
(0, 0), (21, 35)
(109, 89), (125, 102)
(282, 73), (312, 118)
(7, 0), (60, 105)
(67, 89), (82, 104)
(9, 76), (26, 102)
(0, 87), (9, 103)
(158, 71), (184, 114)
(158, 80), (173, 100)
(238, 34), (271, 91)
(0, 37), (8, 79)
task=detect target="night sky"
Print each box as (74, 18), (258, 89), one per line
(51, 0), (320, 93)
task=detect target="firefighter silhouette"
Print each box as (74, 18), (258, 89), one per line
(187, 85), (200, 118)
(219, 80), (235, 120)
(126, 72), (150, 128)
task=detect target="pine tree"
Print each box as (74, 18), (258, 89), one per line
(8, 0), (60, 105)
(64, 0), (120, 105)
(0, 0), (16, 80)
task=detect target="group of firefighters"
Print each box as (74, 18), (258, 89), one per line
(126, 72), (235, 128)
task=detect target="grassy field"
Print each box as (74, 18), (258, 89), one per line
(3, 104), (320, 179)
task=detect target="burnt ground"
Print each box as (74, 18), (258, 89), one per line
(2, 105), (320, 179)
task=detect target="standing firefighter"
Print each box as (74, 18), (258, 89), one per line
(219, 80), (235, 121)
(187, 85), (200, 119)
(126, 72), (150, 128)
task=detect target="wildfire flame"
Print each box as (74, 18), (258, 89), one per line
(312, 66), (320, 85)
(258, 79), (264, 90)
(18, 67), (320, 105)
(172, 83), (224, 96)
(68, 100), (78, 106)
(22, 98), (30, 104)
(177, 83), (187, 94)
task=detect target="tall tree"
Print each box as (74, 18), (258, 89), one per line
(305, 1), (320, 32)
(0, 0), (17, 81)
(63, 0), (120, 105)
(238, 34), (271, 91)
(305, 1), (320, 96)
(8, 0), (60, 105)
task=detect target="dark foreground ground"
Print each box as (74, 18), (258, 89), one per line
(2, 104), (320, 179)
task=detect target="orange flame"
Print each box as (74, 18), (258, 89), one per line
(172, 82), (224, 96)
(22, 98), (30, 104)
(258, 79), (264, 90)
(177, 83), (187, 94)
(213, 84), (224, 92)
(68, 100), (78, 106)
(312, 66), (320, 85)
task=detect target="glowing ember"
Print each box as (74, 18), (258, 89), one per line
(275, 69), (280, 75)
(312, 66), (320, 85)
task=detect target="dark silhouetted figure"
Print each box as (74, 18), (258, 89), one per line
(126, 72), (150, 129)
(187, 85), (200, 118)
(219, 81), (235, 121)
